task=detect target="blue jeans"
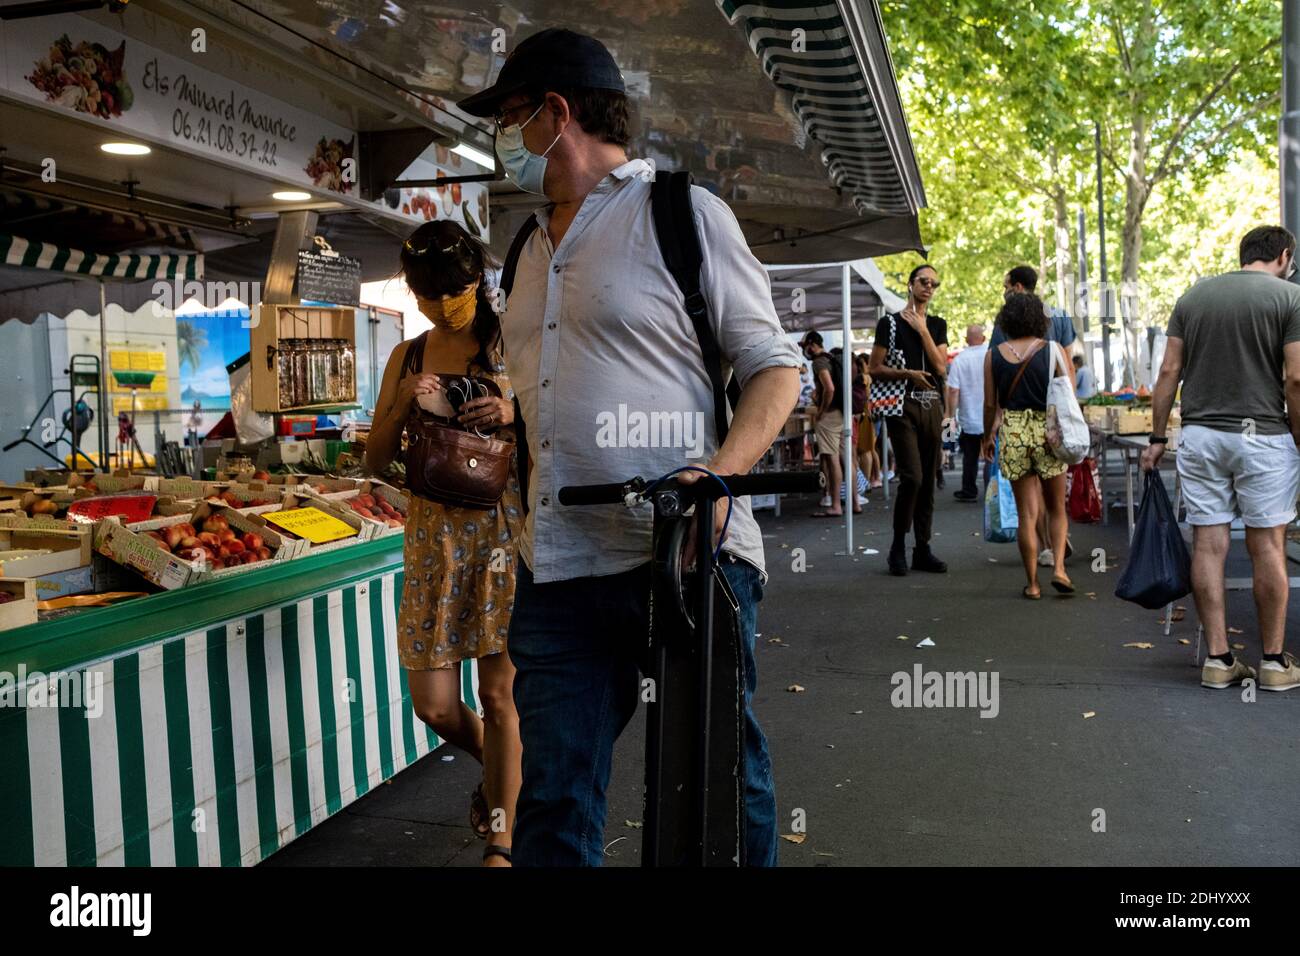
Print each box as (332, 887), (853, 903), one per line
(507, 555), (777, 866)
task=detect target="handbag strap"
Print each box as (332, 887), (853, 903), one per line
(1003, 339), (1046, 407)
(401, 331), (428, 378)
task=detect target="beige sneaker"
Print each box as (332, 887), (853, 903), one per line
(1201, 656), (1257, 689)
(1259, 651), (1300, 692)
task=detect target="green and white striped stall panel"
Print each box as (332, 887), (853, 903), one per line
(0, 232), (203, 280)
(717, 0), (914, 216)
(0, 572), (480, 866)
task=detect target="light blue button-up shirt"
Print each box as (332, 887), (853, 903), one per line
(500, 158), (802, 583)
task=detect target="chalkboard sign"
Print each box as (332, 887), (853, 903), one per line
(296, 250), (362, 307)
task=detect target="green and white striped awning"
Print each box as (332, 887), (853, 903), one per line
(717, 0), (926, 219)
(0, 233), (203, 281)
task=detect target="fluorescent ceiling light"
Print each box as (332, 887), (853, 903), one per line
(450, 142), (494, 170)
(101, 142), (151, 156)
(272, 190), (313, 201)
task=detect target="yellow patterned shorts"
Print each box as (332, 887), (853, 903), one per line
(998, 409), (1068, 482)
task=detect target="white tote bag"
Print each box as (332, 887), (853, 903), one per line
(1044, 343), (1090, 464)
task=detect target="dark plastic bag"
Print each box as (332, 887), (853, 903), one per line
(1115, 471), (1191, 608)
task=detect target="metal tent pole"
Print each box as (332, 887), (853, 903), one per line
(98, 280), (110, 469)
(1284, 0), (1300, 261)
(842, 262), (854, 555)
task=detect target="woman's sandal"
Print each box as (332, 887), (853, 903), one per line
(483, 845), (512, 864)
(1051, 575), (1075, 595)
(469, 781), (490, 839)
(1022, 585), (1042, 600)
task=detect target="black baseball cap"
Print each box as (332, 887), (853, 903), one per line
(799, 331), (824, 349)
(457, 28), (626, 118)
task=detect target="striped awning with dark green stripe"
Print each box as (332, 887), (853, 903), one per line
(717, 0), (926, 218)
(0, 233), (203, 281)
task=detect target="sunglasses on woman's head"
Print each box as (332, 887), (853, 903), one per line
(915, 278), (941, 290)
(403, 234), (469, 257)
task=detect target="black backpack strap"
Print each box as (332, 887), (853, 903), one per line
(652, 169), (732, 443)
(498, 214), (539, 516)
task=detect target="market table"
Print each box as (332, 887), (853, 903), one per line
(0, 534), (480, 867)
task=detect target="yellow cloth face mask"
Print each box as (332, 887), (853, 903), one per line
(423, 280), (479, 330)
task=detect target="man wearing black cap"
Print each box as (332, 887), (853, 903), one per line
(458, 28), (802, 867)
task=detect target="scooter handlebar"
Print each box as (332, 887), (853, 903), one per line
(558, 469), (821, 506)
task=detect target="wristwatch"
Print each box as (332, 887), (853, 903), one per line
(1148, 434), (1168, 445)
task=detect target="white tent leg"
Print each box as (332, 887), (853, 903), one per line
(842, 263), (853, 556)
(99, 280), (110, 470)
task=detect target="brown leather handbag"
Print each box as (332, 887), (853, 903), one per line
(401, 333), (514, 510)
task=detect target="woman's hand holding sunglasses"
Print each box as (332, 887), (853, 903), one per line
(457, 395), (513, 431)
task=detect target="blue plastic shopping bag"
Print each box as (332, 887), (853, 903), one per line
(983, 442), (1018, 543)
(1115, 471), (1192, 609)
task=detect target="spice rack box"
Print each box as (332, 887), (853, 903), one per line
(250, 304), (357, 413)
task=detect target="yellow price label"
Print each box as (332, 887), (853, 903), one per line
(109, 350), (131, 369)
(261, 507), (357, 545)
(150, 375), (168, 393)
(129, 351), (152, 370)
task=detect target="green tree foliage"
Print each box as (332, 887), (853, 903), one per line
(877, 0), (1282, 341)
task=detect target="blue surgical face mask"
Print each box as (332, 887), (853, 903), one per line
(495, 102), (561, 195)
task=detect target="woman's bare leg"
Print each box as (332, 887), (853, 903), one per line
(1043, 472), (1070, 583)
(474, 651), (521, 866)
(1011, 475), (1043, 594)
(407, 668), (484, 762)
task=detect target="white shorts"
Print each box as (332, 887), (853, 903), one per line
(1176, 424), (1300, 527)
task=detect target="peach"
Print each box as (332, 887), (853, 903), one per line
(242, 533), (264, 551)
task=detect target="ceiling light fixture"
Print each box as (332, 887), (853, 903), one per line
(272, 190), (313, 202)
(450, 142), (495, 170)
(100, 142), (151, 156)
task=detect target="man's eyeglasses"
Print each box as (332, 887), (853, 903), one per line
(493, 100), (540, 134)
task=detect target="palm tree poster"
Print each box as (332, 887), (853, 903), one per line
(176, 307), (251, 411)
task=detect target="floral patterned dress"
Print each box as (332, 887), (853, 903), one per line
(396, 345), (522, 670)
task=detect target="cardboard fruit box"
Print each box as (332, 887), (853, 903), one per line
(66, 472), (153, 495)
(15, 487), (77, 519)
(303, 476), (364, 498)
(208, 485), (287, 512)
(324, 481), (409, 535)
(0, 512), (81, 532)
(0, 526), (92, 580)
(1082, 405), (1111, 428)
(259, 494), (374, 555)
(1110, 407), (1154, 435)
(0, 579), (37, 631)
(96, 504), (299, 588)
(144, 477), (234, 500)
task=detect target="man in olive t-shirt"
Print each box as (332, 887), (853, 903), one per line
(1143, 225), (1300, 693)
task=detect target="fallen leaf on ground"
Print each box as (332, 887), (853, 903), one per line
(826, 744), (835, 749)
(787, 684), (805, 693)
(984, 659), (994, 663)
(780, 834), (807, 845)
(767, 637), (784, 645)
(1123, 642), (1154, 649)
(988, 558), (998, 563)
(1232, 643), (1245, 650)
(1082, 711), (1096, 719)
(624, 820), (642, 829)
(916, 637), (935, 648)
(812, 850), (836, 857)
(1228, 627), (1243, 634)
(896, 635), (909, 641)
(851, 710), (863, 715)
(1177, 639), (1190, 645)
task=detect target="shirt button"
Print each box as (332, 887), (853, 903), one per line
(552, 264), (561, 274)
(541, 439), (551, 448)
(542, 379), (550, 387)
(541, 496), (550, 506)
(548, 322), (557, 330)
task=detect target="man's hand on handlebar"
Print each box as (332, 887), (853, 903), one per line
(677, 462), (731, 569)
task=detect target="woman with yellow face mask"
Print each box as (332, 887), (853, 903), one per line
(367, 220), (522, 867)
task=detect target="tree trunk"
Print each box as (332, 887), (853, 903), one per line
(1052, 189), (1073, 328)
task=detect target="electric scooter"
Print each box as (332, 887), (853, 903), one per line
(558, 468), (820, 866)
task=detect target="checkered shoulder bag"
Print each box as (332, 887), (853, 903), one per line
(868, 313), (907, 419)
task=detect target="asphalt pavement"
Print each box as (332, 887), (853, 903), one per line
(264, 464), (1300, 867)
